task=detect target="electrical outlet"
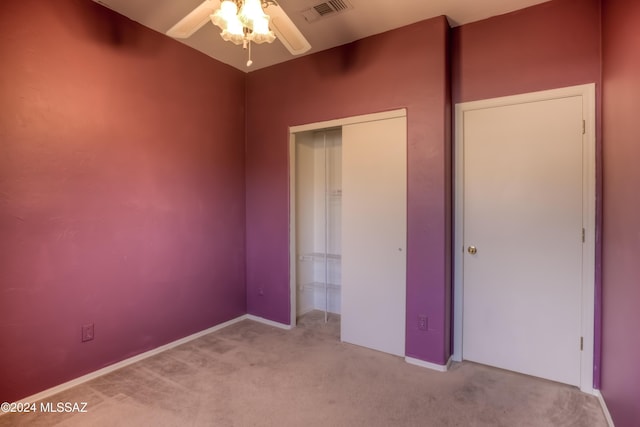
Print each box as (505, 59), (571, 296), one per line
(81, 323), (94, 342)
(418, 315), (428, 331)
(258, 288), (264, 296)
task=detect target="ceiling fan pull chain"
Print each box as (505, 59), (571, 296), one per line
(247, 40), (253, 67)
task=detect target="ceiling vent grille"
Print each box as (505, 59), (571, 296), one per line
(301, 0), (353, 23)
(314, 3), (334, 16)
(327, 0), (350, 12)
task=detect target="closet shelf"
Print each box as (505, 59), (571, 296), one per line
(299, 282), (341, 291)
(298, 252), (341, 262)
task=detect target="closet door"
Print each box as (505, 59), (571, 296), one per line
(341, 116), (407, 356)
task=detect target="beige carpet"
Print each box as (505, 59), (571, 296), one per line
(1, 311), (607, 426)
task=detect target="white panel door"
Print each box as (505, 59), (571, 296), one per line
(341, 116), (407, 357)
(462, 96), (584, 386)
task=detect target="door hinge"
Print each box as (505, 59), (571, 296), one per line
(582, 120), (586, 135)
(582, 228), (585, 243)
(580, 336), (584, 351)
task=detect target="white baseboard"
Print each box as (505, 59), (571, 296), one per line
(6, 315), (247, 412)
(405, 356), (453, 372)
(245, 314), (293, 330)
(593, 390), (615, 427)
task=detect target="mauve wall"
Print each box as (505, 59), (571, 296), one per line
(601, 0), (640, 425)
(245, 17), (452, 364)
(0, 0), (246, 402)
(452, 0), (602, 385)
(452, 0), (601, 104)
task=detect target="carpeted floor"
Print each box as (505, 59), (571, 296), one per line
(1, 311), (607, 426)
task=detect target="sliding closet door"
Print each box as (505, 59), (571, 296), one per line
(341, 116), (407, 356)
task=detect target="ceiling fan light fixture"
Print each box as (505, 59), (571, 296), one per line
(167, 0), (311, 68)
(210, 0), (277, 63)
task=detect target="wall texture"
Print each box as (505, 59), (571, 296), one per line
(452, 0), (602, 386)
(452, 0), (601, 104)
(0, 0), (247, 402)
(601, 0), (640, 425)
(245, 17), (452, 365)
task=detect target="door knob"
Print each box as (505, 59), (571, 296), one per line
(467, 246), (477, 255)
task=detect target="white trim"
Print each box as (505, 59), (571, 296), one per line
(405, 356), (452, 372)
(246, 314), (293, 330)
(453, 84), (596, 393)
(289, 109), (407, 134)
(6, 315), (247, 411)
(580, 83), (597, 394)
(289, 131), (298, 328)
(594, 390), (615, 427)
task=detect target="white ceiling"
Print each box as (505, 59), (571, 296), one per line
(92, 0), (552, 72)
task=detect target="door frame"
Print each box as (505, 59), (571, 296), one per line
(452, 84), (596, 393)
(288, 109), (407, 328)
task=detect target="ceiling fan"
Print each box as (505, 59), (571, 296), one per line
(166, 0), (311, 67)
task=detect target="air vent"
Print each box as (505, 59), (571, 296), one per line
(301, 0), (353, 23)
(327, 0), (350, 12)
(314, 3), (334, 16)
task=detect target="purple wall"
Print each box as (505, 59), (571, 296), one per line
(452, 0), (601, 104)
(451, 0), (603, 386)
(245, 17), (452, 364)
(0, 0), (247, 402)
(601, 0), (640, 425)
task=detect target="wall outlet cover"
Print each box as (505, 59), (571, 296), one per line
(418, 315), (428, 331)
(81, 323), (95, 342)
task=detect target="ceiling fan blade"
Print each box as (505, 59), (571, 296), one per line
(266, 4), (311, 55)
(166, 0), (221, 39)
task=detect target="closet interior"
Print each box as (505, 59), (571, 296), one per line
(293, 128), (342, 321)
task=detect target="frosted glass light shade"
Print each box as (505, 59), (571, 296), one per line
(221, 29), (245, 45)
(239, 0), (266, 29)
(221, 15), (245, 45)
(252, 15), (269, 34)
(211, 0), (238, 30)
(249, 15), (275, 43)
(249, 16), (276, 43)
